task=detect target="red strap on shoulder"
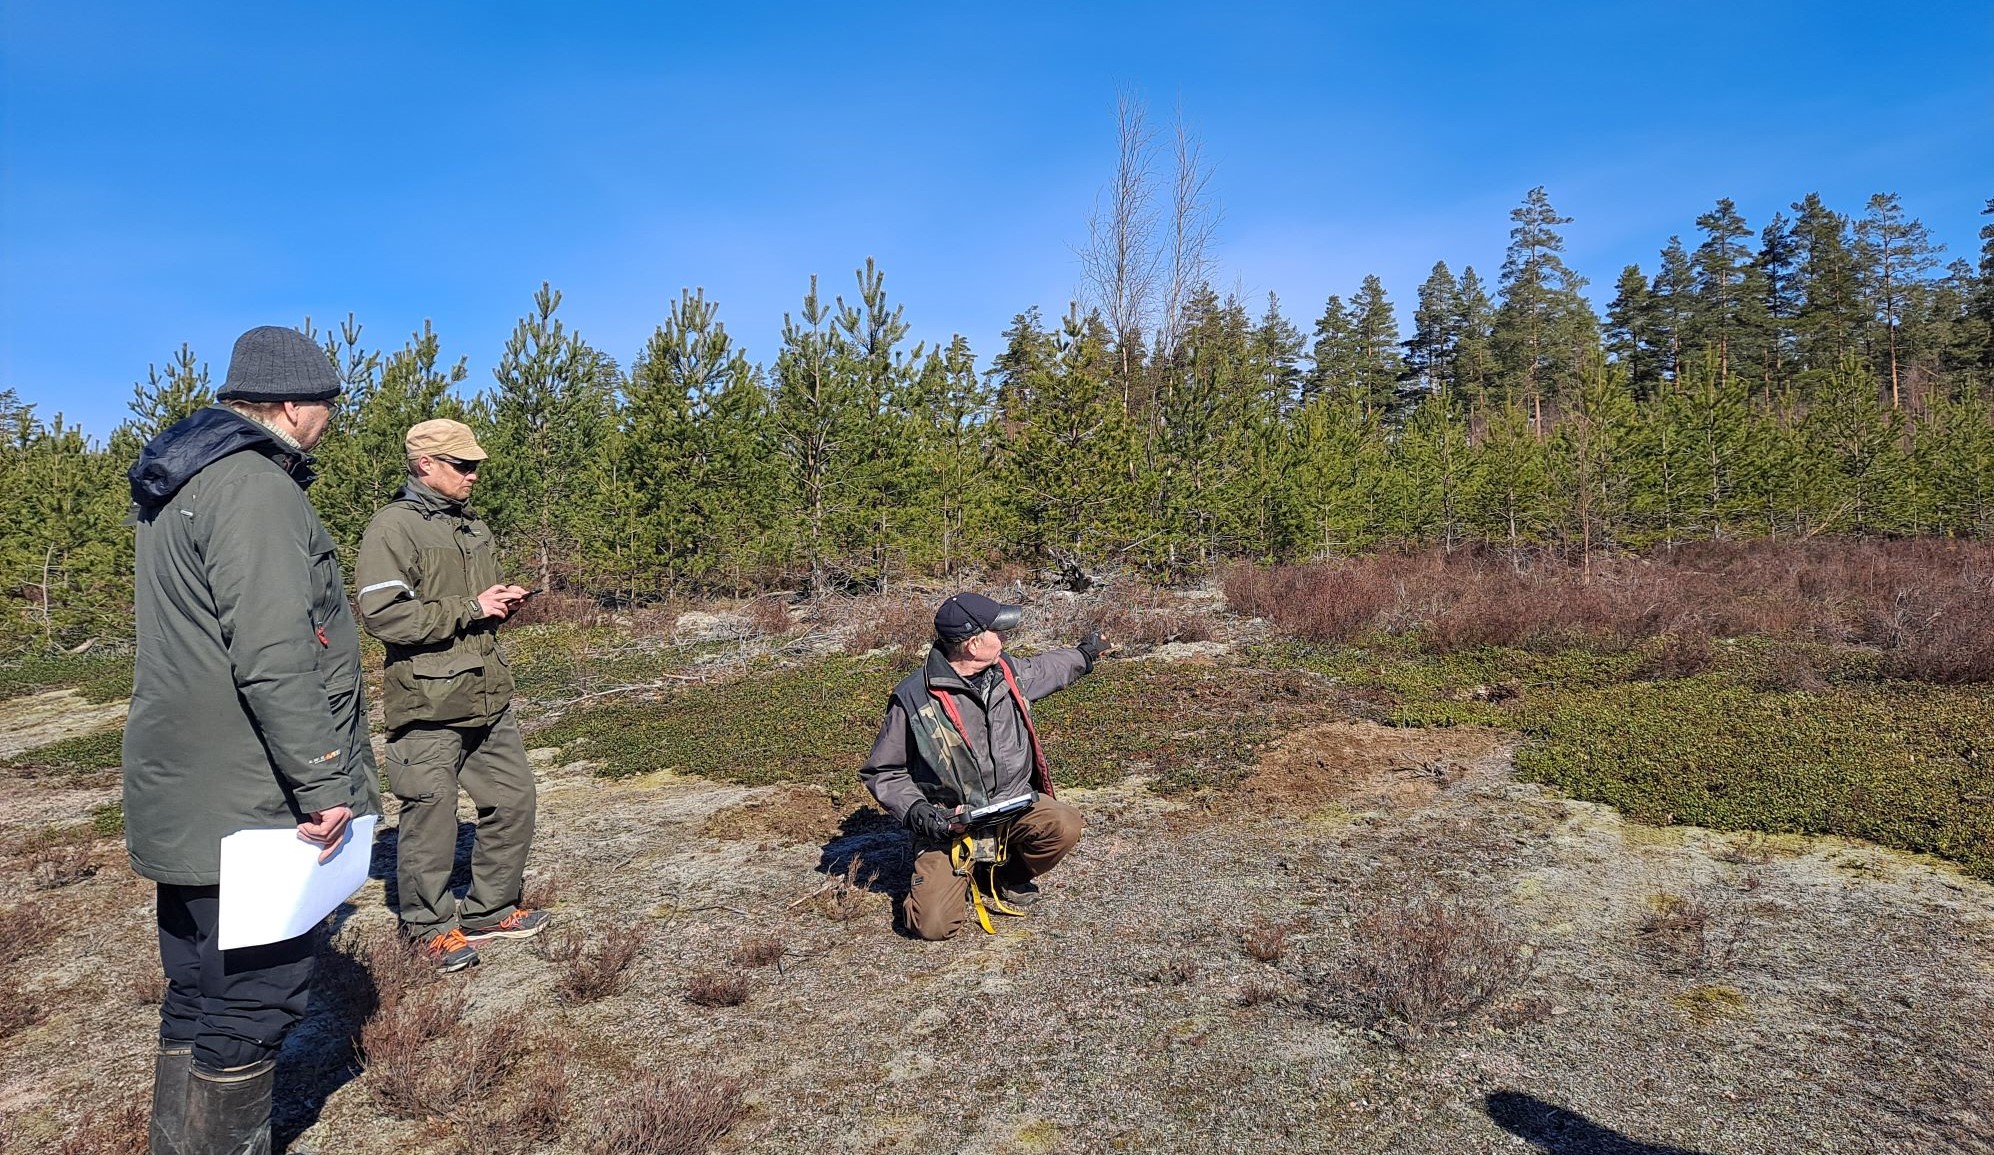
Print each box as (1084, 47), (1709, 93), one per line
(998, 658), (1055, 799)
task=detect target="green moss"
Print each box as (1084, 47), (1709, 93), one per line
(1509, 676), (1994, 880)
(92, 802), (124, 838)
(0, 652), (134, 702)
(535, 651), (1336, 795)
(3, 728), (124, 773)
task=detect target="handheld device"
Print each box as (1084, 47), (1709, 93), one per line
(964, 792), (1036, 829)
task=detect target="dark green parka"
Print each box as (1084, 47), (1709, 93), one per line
(353, 479), (514, 732)
(122, 407), (381, 886)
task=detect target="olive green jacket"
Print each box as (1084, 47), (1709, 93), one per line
(122, 407), (381, 886)
(354, 479), (515, 731)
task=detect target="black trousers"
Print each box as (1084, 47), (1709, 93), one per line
(156, 883), (319, 1071)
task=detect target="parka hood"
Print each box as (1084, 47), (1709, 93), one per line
(128, 406), (315, 510)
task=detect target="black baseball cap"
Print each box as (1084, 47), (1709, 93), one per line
(934, 592), (1023, 640)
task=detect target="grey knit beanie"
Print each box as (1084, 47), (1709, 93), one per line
(215, 326), (341, 403)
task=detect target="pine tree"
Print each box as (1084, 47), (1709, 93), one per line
(1788, 193), (1866, 382)
(1452, 267), (1498, 402)
(1348, 275), (1405, 420)
(479, 284), (620, 590)
(1755, 212), (1802, 393)
(122, 345), (213, 444)
(1690, 198), (1765, 381)
(1648, 238), (1696, 384)
(1272, 392), (1376, 558)
(1803, 354), (1910, 533)
(312, 320), (469, 554)
(1001, 306), (1140, 566)
(1492, 187), (1598, 412)
(1855, 192), (1945, 408)
(1404, 262), (1462, 399)
(1304, 293), (1356, 406)
(1605, 264), (1659, 397)
(1462, 399), (1554, 555)
(1250, 293), (1307, 412)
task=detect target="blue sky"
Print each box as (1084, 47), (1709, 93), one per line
(3, 1), (1990, 438)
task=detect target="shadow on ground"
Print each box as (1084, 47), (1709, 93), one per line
(1486, 1091), (1708, 1154)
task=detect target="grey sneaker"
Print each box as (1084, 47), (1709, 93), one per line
(422, 928), (480, 973)
(462, 908), (552, 943)
(996, 875), (1041, 909)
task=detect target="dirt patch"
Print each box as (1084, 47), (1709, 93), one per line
(0, 690), (127, 760)
(702, 786), (886, 846)
(1239, 720), (1510, 812)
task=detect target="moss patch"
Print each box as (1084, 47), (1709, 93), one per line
(2, 728), (124, 775)
(0, 652), (133, 703)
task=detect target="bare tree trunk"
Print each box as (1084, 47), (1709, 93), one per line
(1079, 90), (1159, 410)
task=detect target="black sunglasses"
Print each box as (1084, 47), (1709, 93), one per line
(433, 455), (481, 474)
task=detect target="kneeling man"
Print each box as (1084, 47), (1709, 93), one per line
(860, 592), (1109, 939)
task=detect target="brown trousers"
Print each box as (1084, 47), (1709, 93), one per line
(904, 797), (1084, 941)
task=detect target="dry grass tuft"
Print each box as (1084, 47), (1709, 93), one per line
(536, 924), (645, 1004)
(684, 970), (751, 1008)
(809, 854), (877, 922)
(1240, 917), (1292, 964)
(742, 595), (794, 638)
(836, 592), (935, 655)
(57, 1091), (148, 1155)
(1236, 976), (1288, 1008)
(0, 974), (49, 1038)
(1637, 892), (1712, 973)
(730, 932), (788, 969)
(1332, 895), (1529, 1035)
(0, 899), (59, 968)
(26, 839), (98, 890)
(583, 1068), (748, 1155)
(1141, 956), (1199, 986)
(359, 981), (472, 1118)
(520, 871), (565, 912)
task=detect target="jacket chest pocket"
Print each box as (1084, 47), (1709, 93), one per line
(306, 526), (343, 634)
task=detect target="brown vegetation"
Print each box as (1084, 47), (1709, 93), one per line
(1329, 895), (1530, 1035)
(684, 970), (751, 1008)
(729, 932), (787, 969)
(1240, 917), (1292, 964)
(583, 1069), (747, 1155)
(55, 1092), (147, 1155)
(535, 924), (645, 1004)
(1636, 892), (1713, 974)
(0, 899), (58, 968)
(1225, 539), (1994, 678)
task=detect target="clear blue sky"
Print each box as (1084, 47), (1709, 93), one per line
(4, 1), (1990, 439)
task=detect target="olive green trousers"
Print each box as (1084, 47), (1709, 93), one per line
(386, 706), (536, 939)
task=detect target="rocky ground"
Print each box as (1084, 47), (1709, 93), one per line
(2, 619), (1991, 1154)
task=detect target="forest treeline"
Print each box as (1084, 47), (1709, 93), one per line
(4, 188), (1993, 651)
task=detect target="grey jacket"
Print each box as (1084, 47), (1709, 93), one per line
(121, 407), (381, 886)
(860, 646), (1089, 825)
(354, 479), (513, 732)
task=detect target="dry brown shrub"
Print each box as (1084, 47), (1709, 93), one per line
(1751, 646), (1830, 693)
(1236, 976), (1288, 1007)
(584, 1068), (748, 1155)
(27, 840), (98, 890)
(536, 924), (645, 1004)
(810, 853), (877, 922)
(1334, 895), (1529, 1034)
(685, 970), (751, 1008)
(0, 900), (59, 967)
(57, 1091), (147, 1155)
(0, 974), (48, 1038)
(520, 871), (565, 912)
(508, 588), (602, 626)
(730, 932), (787, 969)
(1222, 562), (1396, 643)
(1636, 892), (1711, 974)
(838, 592), (935, 655)
(1241, 918), (1292, 964)
(360, 982), (471, 1117)
(1141, 957), (1199, 986)
(741, 596), (794, 638)
(1069, 584), (1220, 650)
(470, 1045), (573, 1154)
(1632, 631), (1715, 680)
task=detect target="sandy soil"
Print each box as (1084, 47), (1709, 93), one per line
(2, 674), (1991, 1154)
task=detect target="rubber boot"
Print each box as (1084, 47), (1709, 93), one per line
(149, 1043), (193, 1155)
(185, 1059), (275, 1155)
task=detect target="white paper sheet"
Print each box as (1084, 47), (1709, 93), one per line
(216, 814), (378, 950)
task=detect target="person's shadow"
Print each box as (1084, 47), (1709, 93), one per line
(1486, 1091), (1710, 1154)
(814, 806), (910, 898)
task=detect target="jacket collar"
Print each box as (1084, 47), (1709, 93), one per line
(128, 405), (316, 510)
(394, 477), (472, 519)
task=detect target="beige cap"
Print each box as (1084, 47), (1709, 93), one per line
(404, 418), (488, 461)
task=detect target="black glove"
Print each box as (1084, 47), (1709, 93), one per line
(907, 802), (959, 842)
(1077, 630), (1109, 671)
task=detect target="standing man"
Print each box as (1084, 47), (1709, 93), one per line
(860, 592), (1111, 940)
(355, 419), (548, 972)
(124, 325), (381, 1155)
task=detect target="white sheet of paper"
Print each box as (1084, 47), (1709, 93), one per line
(216, 814), (378, 950)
